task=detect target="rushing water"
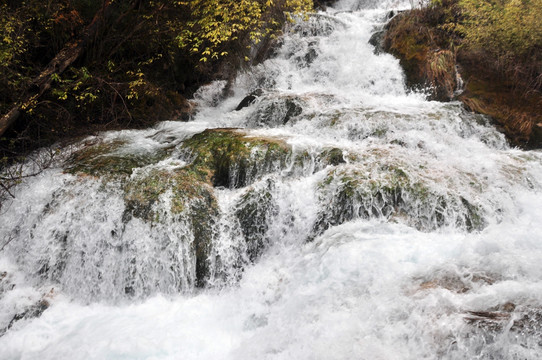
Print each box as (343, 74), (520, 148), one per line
(1, 0), (542, 359)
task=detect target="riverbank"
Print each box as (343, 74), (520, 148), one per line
(381, 0), (542, 148)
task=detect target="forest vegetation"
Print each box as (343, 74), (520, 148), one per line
(384, 0), (542, 146)
(0, 0), (314, 167)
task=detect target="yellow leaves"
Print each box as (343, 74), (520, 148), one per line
(21, 96), (38, 114)
(106, 60), (115, 73)
(178, 0), (313, 62)
(0, 4), (29, 68)
(458, 0), (542, 57)
(125, 69), (148, 100)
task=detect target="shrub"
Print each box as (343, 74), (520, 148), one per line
(178, 0), (313, 63)
(455, 0), (542, 90)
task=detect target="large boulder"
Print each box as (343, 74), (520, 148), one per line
(312, 162), (485, 238)
(181, 128), (291, 188)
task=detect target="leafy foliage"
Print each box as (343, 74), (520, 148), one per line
(437, 0), (542, 91)
(178, 0), (313, 63)
(456, 0), (542, 58)
(0, 0), (314, 167)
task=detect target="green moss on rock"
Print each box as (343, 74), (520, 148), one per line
(181, 128), (291, 188)
(247, 95), (304, 127)
(65, 139), (171, 178)
(318, 147), (346, 166)
(313, 164), (485, 238)
(122, 167), (219, 287)
(234, 179), (277, 262)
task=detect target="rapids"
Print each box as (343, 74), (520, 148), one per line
(1, 0), (542, 358)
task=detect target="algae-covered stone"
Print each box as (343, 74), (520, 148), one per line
(312, 164), (485, 237)
(234, 178), (278, 262)
(181, 128), (291, 188)
(318, 147), (346, 167)
(65, 139), (171, 178)
(122, 168), (219, 287)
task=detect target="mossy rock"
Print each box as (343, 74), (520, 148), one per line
(181, 128), (291, 188)
(247, 95), (304, 127)
(122, 168), (219, 287)
(65, 139), (172, 178)
(284, 147), (346, 177)
(312, 165), (485, 237)
(318, 148), (346, 167)
(123, 169), (211, 221)
(234, 178), (278, 262)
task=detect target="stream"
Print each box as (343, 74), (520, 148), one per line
(1, 0), (542, 358)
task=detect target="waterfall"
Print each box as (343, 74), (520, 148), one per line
(1, 1), (542, 359)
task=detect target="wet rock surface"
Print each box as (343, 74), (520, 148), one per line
(312, 163), (485, 238)
(235, 89), (264, 111)
(181, 128), (291, 188)
(247, 96), (304, 128)
(234, 179), (278, 262)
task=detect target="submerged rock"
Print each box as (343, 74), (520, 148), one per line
(65, 139), (172, 178)
(24, 128), (297, 295)
(235, 89), (264, 111)
(1, 289), (54, 336)
(122, 168), (220, 288)
(463, 304), (542, 347)
(414, 270), (497, 295)
(369, 30), (386, 55)
(312, 163), (485, 237)
(318, 147), (346, 167)
(0, 271), (14, 296)
(288, 13), (344, 37)
(247, 95), (304, 127)
(234, 179), (278, 262)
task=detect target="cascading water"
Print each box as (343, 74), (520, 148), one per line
(1, 0), (542, 358)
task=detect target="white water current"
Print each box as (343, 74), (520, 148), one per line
(1, 0), (542, 358)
